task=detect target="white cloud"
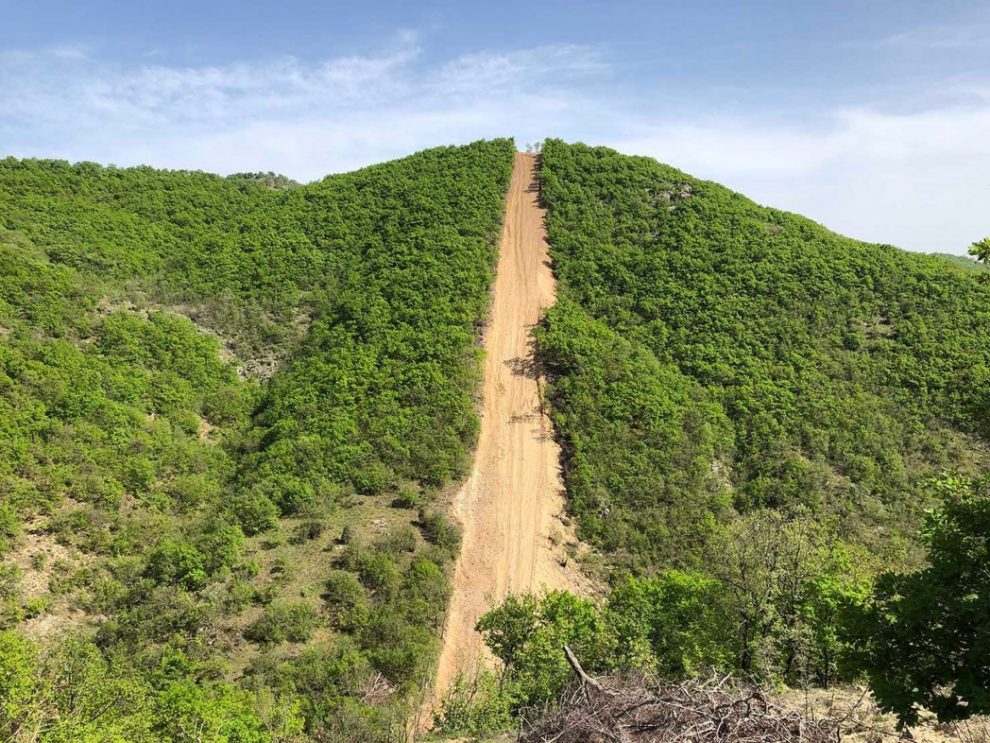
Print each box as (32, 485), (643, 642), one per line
(880, 23), (990, 50)
(0, 37), (603, 172)
(1, 35), (988, 254)
(607, 101), (990, 253)
(433, 43), (606, 95)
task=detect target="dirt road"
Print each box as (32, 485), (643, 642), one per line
(428, 152), (580, 710)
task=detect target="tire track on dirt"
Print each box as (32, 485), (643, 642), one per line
(425, 152), (583, 717)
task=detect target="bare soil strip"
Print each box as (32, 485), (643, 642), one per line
(427, 152), (582, 712)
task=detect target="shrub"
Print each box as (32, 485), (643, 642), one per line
(344, 548), (401, 599)
(477, 591), (606, 709)
(230, 492), (279, 536)
(377, 524), (418, 555)
(323, 571), (370, 630)
(391, 484), (422, 510)
(289, 520), (324, 545)
(145, 540), (208, 591)
(606, 572), (733, 675)
(254, 475), (316, 516)
(244, 601), (319, 645)
(418, 509), (461, 555)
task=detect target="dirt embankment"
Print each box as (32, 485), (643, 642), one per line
(428, 152), (584, 709)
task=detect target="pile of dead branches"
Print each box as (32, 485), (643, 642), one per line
(518, 647), (839, 743)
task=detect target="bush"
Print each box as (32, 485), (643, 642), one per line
(606, 572), (733, 676)
(244, 601), (319, 645)
(230, 492), (279, 536)
(391, 484), (423, 510)
(253, 475), (315, 516)
(377, 524), (418, 555)
(323, 570), (369, 630)
(289, 520), (323, 545)
(145, 540), (208, 590)
(419, 509), (461, 555)
(343, 547), (401, 599)
(477, 591), (606, 709)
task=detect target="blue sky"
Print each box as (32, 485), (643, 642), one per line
(2, 1), (989, 253)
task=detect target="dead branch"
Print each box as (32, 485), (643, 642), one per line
(520, 656), (840, 743)
(564, 645), (605, 693)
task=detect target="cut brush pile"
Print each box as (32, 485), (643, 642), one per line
(518, 648), (839, 743)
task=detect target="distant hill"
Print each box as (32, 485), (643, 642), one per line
(929, 251), (988, 272)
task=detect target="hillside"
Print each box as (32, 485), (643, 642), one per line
(0, 141), (514, 741)
(429, 142), (990, 740)
(538, 139), (990, 570)
(2, 138), (988, 741)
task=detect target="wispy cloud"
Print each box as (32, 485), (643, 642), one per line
(1, 38), (421, 128)
(433, 43), (606, 94)
(880, 23), (990, 50)
(0, 34), (988, 254)
(0, 36), (605, 173)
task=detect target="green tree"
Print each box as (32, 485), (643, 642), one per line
(477, 591), (605, 708)
(847, 475), (990, 724)
(606, 571), (733, 675)
(969, 236), (990, 265)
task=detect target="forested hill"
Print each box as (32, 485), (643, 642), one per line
(3, 136), (988, 739)
(538, 139), (990, 570)
(442, 143), (990, 729)
(0, 140), (514, 740)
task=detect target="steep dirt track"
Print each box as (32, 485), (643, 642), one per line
(429, 152), (580, 706)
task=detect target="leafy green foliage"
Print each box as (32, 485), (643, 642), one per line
(605, 570), (733, 676)
(244, 601), (320, 645)
(477, 591), (606, 708)
(0, 632), (276, 742)
(467, 513), (868, 719)
(243, 143), (513, 502)
(0, 140), (514, 740)
(969, 236), (990, 265)
(847, 475), (990, 724)
(539, 139), (990, 568)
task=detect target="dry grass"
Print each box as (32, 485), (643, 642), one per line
(783, 686), (990, 743)
(6, 518), (93, 640)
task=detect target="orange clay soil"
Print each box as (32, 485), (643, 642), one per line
(424, 152), (585, 720)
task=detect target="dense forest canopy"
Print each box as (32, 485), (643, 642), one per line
(435, 143), (990, 739)
(0, 140), (514, 740)
(538, 139), (990, 571)
(2, 136), (988, 740)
